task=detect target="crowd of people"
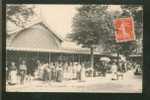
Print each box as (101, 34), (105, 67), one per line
(6, 60), (88, 85)
(6, 59), (142, 85)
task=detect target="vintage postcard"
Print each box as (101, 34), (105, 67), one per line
(5, 4), (143, 93)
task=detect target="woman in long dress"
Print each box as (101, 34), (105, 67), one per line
(9, 62), (18, 85)
(62, 62), (68, 80)
(68, 62), (73, 80)
(72, 62), (77, 80)
(80, 63), (86, 81)
(51, 63), (57, 81)
(111, 62), (118, 80)
(42, 63), (49, 81)
(19, 60), (27, 84)
(56, 64), (63, 82)
(76, 63), (81, 80)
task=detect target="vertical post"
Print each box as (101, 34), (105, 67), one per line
(90, 47), (94, 77)
(90, 47), (94, 68)
(81, 55), (82, 63)
(78, 55), (80, 63)
(49, 53), (51, 64)
(37, 52), (39, 60)
(73, 54), (74, 62)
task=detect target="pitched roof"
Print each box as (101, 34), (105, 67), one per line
(7, 19), (63, 42)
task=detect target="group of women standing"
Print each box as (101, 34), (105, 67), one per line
(34, 62), (86, 82)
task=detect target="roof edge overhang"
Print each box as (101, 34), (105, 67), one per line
(6, 47), (100, 55)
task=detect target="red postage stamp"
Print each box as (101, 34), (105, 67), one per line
(113, 17), (135, 42)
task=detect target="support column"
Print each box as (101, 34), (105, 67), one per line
(49, 53), (51, 64)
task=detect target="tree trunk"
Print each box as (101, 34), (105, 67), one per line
(117, 52), (119, 66)
(90, 47), (94, 77)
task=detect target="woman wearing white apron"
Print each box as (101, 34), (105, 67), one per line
(9, 62), (18, 85)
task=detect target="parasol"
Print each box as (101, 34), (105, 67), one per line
(100, 57), (111, 62)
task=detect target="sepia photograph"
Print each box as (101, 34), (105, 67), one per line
(6, 4), (143, 93)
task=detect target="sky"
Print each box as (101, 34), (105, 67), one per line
(39, 5), (81, 38)
(7, 5), (122, 38)
(38, 5), (121, 38)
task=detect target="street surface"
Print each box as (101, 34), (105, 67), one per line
(6, 70), (142, 93)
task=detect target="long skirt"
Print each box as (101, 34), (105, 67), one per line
(112, 72), (117, 80)
(51, 70), (56, 81)
(56, 70), (63, 82)
(80, 70), (86, 81)
(20, 70), (26, 84)
(68, 71), (73, 80)
(63, 72), (68, 80)
(76, 72), (80, 80)
(48, 71), (52, 81)
(9, 70), (18, 85)
(39, 70), (44, 80)
(43, 70), (49, 81)
(72, 72), (77, 79)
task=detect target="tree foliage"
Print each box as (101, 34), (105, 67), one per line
(116, 5), (143, 55)
(69, 5), (143, 57)
(104, 5), (143, 56)
(121, 5), (143, 40)
(69, 5), (113, 48)
(6, 5), (35, 28)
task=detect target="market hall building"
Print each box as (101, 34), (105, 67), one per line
(6, 20), (103, 72)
